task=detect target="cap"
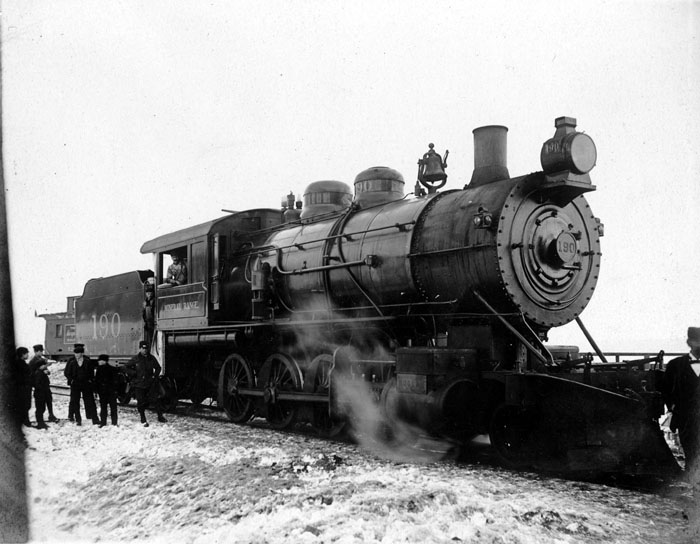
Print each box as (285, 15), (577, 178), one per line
(73, 343), (85, 353)
(688, 327), (700, 343)
(97, 354), (109, 362)
(33, 344), (44, 352)
(139, 341), (149, 349)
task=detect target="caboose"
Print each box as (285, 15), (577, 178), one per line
(73, 117), (679, 475)
(37, 296), (78, 361)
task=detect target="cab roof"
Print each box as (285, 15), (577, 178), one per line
(140, 209), (282, 254)
(140, 218), (225, 254)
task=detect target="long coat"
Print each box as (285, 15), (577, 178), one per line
(663, 354), (700, 432)
(94, 363), (120, 396)
(125, 353), (161, 390)
(13, 357), (32, 390)
(32, 366), (51, 399)
(28, 355), (51, 399)
(12, 356), (33, 417)
(64, 356), (96, 387)
(28, 354), (49, 382)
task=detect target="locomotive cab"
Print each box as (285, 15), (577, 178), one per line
(139, 209), (283, 402)
(140, 209), (283, 331)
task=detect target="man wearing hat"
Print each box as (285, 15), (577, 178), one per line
(28, 344), (59, 424)
(161, 254), (187, 287)
(64, 343), (99, 426)
(125, 341), (167, 427)
(663, 327), (700, 472)
(94, 354), (119, 427)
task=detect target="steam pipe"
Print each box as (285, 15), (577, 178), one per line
(274, 252), (369, 276)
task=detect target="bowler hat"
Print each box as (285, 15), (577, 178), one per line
(73, 343), (85, 353)
(33, 344), (44, 352)
(688, 327), (700, 343)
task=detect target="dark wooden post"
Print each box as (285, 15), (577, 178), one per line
(0, 47), (29, 542)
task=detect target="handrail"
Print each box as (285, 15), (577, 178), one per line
(594, 351), (685, 365)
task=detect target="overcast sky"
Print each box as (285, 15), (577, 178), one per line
(2, 0), (698, 354)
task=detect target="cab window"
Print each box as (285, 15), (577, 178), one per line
(158, 247), (188, 287)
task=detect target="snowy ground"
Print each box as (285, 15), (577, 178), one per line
(23, 397), (699, 544)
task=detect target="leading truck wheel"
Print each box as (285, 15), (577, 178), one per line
(489, 404), (533, 469)
(218, 354), (255, 423)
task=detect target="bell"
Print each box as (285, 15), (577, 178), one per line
(417, 143), (449, 191)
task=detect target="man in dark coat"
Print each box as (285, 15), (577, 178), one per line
(164, 255), (187, 286)
(125, 340), (167, 427)
(64, 343), (99, 426)
(664, 326), (700, 472)
(28, 344), (59, 423)
(31, 351), (52, 430)
(94, 354), (119, 427)
(12, 347), (32, 427)
(142, 281), (155, 347)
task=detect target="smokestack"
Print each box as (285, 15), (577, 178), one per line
(468, 125), (509, 187)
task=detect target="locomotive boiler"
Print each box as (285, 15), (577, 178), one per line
(53, 116), (679, 475)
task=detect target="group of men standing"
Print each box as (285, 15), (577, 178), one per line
(12, 340), (167, 429)
(13, 344), (60, 429)
(63, 343), (117, 427)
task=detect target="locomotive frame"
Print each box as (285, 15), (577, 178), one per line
(43, 117), (680, 475)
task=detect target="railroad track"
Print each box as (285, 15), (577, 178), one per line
(49, 383), (222, 415)
(49, 384), (71, 397)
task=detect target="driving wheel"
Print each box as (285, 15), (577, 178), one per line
(218, 354), (255, 423)
(310, 353), (346, 438)
(264, 352), (301, 430)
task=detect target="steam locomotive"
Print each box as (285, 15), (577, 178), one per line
(41, 117), (679, 475)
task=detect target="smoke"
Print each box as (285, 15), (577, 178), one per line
(334, 372), (458, 464)
(282, 302), (458, 464)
